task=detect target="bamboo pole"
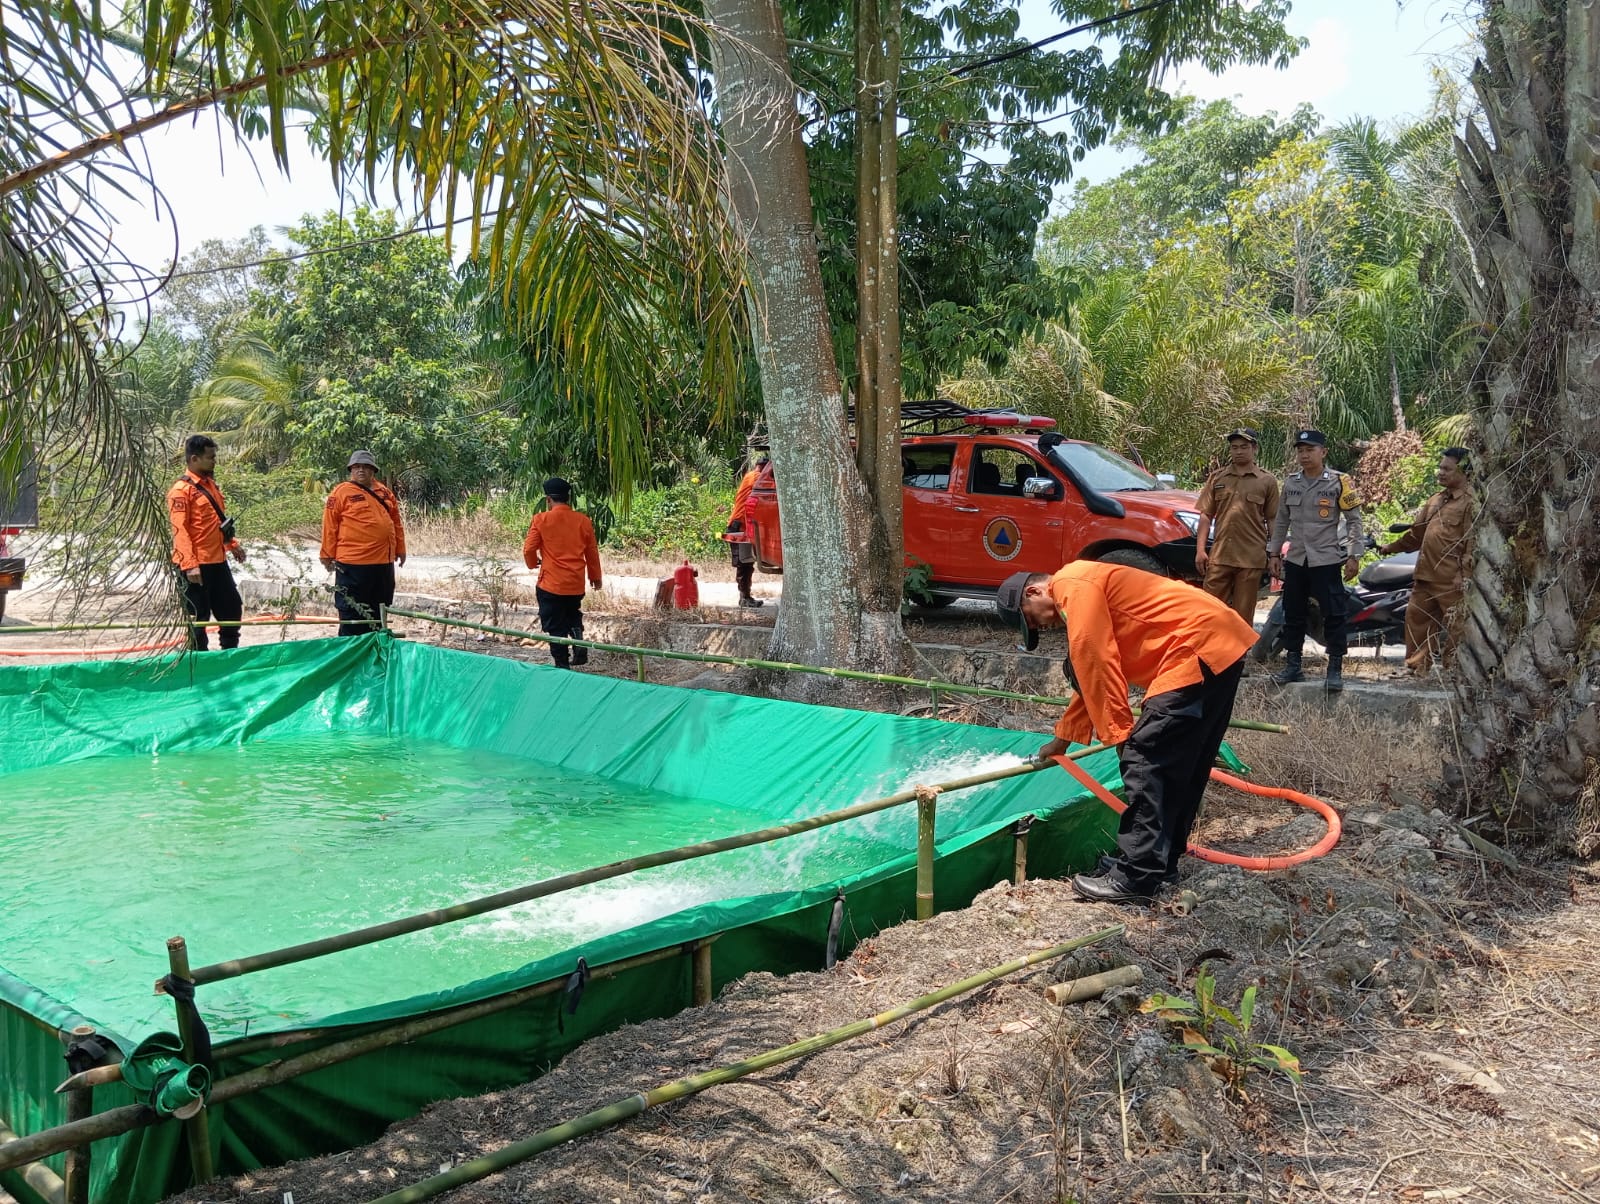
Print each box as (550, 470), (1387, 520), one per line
(387, 608), (1290, 734)
(61, 1025), (101, 1204)
(692, 941), (713, 1007)
(0, 1121), (65, 1204)
(0, 618), (349, 635)
(189, 751), (1106, 987)
(164, 938), (214, 1185)
(1012, 814), (1035, 885)
(16, 942), (709, 1173)
(1043, 964), (1143, 1006)
(363, 925), (1125, 1204)
(914, 787), (938, 920)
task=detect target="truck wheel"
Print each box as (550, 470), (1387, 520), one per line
(912, 593), (959, 610)
(1096, 547), (1167, 576)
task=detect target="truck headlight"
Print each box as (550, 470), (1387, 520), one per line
(1175, 510), (1201, 536)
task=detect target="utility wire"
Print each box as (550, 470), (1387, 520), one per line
(946, 0), (1178, 79)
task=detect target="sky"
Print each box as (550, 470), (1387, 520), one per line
(97, 0), (1476, 284)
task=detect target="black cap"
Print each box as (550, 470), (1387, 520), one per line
(543, 477), (571, 500)
(1293, 429), (1328, 447)
(995, 570), (1039, 651)
(1224, 428), (1259, 445)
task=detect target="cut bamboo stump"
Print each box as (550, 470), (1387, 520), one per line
(1044, 964), (1142, 1005)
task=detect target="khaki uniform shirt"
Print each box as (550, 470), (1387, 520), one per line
(1269, 469), (1363, 568)
(1198, 464), (1279, 569)
(1392, 488), (1472, 585)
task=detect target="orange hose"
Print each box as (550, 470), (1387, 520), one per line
(0, 639), (186, 657)
(1051, 754), (1341, 871)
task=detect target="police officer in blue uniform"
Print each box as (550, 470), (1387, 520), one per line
(1267, 430), (1363, 691)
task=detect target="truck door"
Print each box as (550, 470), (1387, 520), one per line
(900, 443), (958, 575)
(940, 443), (1069, 585)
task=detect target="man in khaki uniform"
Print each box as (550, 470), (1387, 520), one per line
(1194, 428), (1279, 625)
(1378, 447), (1474, 673)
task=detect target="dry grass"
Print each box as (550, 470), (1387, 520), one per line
(402, 509), (521, 557)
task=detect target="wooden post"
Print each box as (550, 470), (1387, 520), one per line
(164, 938), (214, 1186)
(691, 940), (713, 1007)
(1011, 815), (1035, 886)
(62, 1025), (101, 1204)
(915, 786), (938, 920)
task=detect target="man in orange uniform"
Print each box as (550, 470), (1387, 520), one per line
(1377, 447), (1474, 673)
(724, 453), (767, 608)
(1194, 428), (1278, 625)
(997, 561), (1256, 904)
(320, 450), (407, 637)
(168, 434), (247, 651)
(522, 477), (603, 669)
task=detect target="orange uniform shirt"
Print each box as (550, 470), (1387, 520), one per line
(729, 469), (760, 525)
(523, 504), (602, 595)
(1050, 560), (1256, 747)
(167, 475), (240, 571)
(321, 480), (406, 566)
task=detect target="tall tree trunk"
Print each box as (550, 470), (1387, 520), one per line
(1452, 0), (1600, 853)
(854, 0), (905, 588)
(707, 0), (910, 677)
(1388, 351), (1407, 432)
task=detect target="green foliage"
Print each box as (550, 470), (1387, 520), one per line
(222, 465), (327, 539)
(606, 471), (738, 560)
(189, 332), (304, 468)
(902, 555), (936, 607)
(1141, 968), (1303, 1095)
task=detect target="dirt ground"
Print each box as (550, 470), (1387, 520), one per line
(8, 574), (1594, 1204)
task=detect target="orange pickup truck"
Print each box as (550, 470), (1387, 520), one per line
(744, 401), (1204, 604)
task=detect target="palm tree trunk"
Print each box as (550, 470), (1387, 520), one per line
(1389, 350), (1406, 432)
(1452, 0), (1600, 853)
(707, 0), (910, 677)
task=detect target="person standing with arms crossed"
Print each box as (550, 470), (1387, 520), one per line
(320, 450), (407, 637)
(168, 435), (247, 651)
(1267, 430), (1363, 692)
(1377, 447), (1474, 674)
(523, 477), (603, 669)
(1193, 428), (1279, 627)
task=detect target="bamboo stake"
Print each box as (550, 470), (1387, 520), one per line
(17, 942), (709, 1172)
(692, 941), (714, 1007)
(1012, 814), (1035, 885)
(61, 1025), (101, 1204)
(914, 786), (938, 920)
(387, 608), (1290, 734)
(1043, 964), (1143, 1006)
(363, 925), (1125, 1204)
(0, 1121), (64, 1204)
(164, 938), (214, 1185)
(189, 751), (1106, 986)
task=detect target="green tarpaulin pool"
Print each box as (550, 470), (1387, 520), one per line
(0, 634), (1123, 1203)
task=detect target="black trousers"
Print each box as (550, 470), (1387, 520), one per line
(333, 562), (395, 637)
(727, 519), (755, 596)
(1280, 560), (1348, 657)
(180, 562), (243, 651)
(1112, 655), (1246, 891)
(536, 587), (586, 667)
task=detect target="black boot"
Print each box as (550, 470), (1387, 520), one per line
(739, 594), (764, 608)
(1271, 652), (1304, 685)
(1324, 654), (1343, 693)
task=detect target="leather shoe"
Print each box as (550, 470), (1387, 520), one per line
(1096, 854), (1178, 886)
(1070, 872), (1153, 905)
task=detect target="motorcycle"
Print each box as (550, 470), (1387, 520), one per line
(1252, 524), (1416, 662)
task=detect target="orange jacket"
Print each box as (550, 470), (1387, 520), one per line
(321, 480), (406, 566)
(1050, 560), (1256, 747)
(168, 475), (241, 571)
(729, 469), (760, 525)
(523, 504), (602, 595)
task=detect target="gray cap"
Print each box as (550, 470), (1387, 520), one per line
(995, 570), (1039, 651)
(348, 450), (378, 468)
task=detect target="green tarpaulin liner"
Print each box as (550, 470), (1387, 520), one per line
(0, 633), (1152, 1203)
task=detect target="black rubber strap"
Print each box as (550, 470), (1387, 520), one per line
(825, 888), (846, 970)
(557, 957), (590, 1034)
(160, 974), (214, 1071)
(64, 1034), (113, 1075)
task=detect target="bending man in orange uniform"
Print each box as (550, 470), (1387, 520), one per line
(997, 562), (1256, 904)
(168, 434), (247, 651)
(320, 450), (407, 637)
(522, 476), (603, 669)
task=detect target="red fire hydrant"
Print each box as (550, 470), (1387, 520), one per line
(672, 560), (700, 609)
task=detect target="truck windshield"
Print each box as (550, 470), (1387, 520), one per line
(1052, 442), (1160, 492)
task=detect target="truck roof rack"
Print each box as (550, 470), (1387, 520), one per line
(851, 398), (1057, 435)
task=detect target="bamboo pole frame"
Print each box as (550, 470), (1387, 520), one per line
(0, 618), (353, 635)
(386, 608), (1290, 735)
(163, 938), (214, 1185)
(61, 1025), (102, 1204)
(362, 925), (1126, 1204)
(0, 1119), (64, 1204)
(914, 787), (938, 920)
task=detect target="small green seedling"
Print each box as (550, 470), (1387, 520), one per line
(1140, 966), (1303, 1096)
